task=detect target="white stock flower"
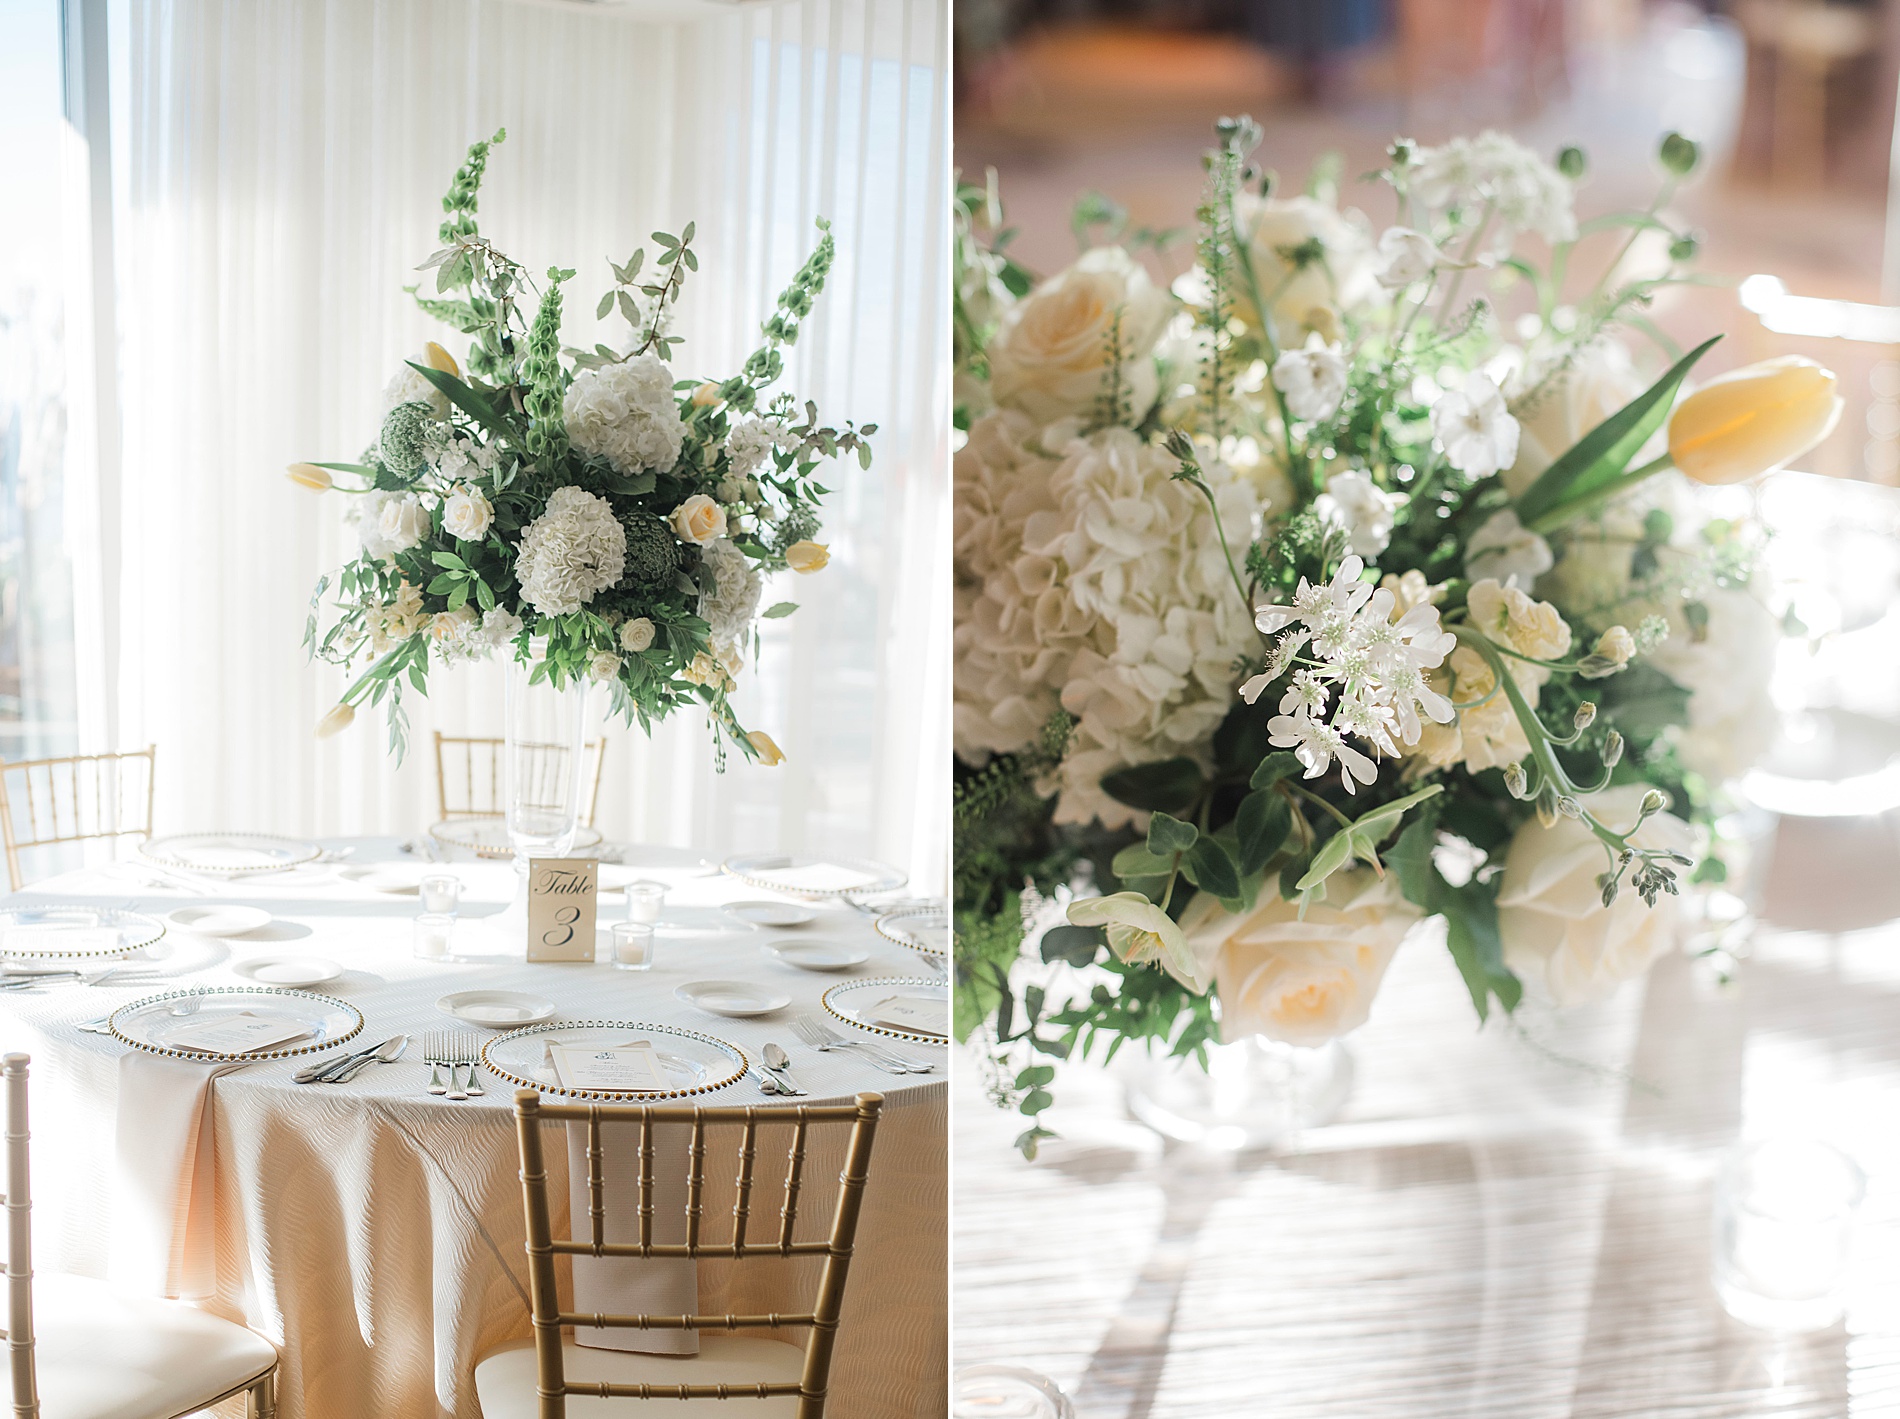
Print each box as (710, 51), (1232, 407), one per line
(1375, 226), (1439, 288)
(1315, 470), (1402, 559)
(1464, 508), (1553, 590)
(620, 617), (656, 653)
(698, 537), (762, 671)
(1498, 784), (1693, 1005)
(376, 494), (429, 554)
(988, 246), (1174, 425)
(513, 487), (627, 617)
(442, 484), (493, 542)
(563, 355), (685, 476)
(1412, 131), (1577, 247)
(724, 416), (781, 475)
(1271, 334), (1349, 423)
(1432, 370), (1520, 479)
(480, 606), (523, 648)
(1232, 194), (1375, 347)
(1180, 869), (1419, 1046)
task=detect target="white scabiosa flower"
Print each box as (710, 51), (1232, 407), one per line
(1432, 371), (1520, 479)
(1463, 509), (1552, 590)
(1315, 470), (1402, 559)
(563, 355), (686, 476)
(1375, 226), (1440, 288)
(513, 487), (627, 617)
(1271, 334), (1349, 423)
(442, 484), (493, 542)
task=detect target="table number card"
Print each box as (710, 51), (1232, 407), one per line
(526, 858), (598, 962)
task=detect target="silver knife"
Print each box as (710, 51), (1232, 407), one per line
(295, 1036), (395, 1084)
(749, 1065), (782, 1095)
(324, 1034), (409, 1083)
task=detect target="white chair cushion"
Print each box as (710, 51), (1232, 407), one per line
(26, 1274), (277, 1419)
(475, 1335), (807, 1418)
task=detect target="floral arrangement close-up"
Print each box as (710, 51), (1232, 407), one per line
(953, 118), (1839, 1155)
(293, 129), (874, 762)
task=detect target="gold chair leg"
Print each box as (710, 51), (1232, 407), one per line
(247, 1371), (276, 1419)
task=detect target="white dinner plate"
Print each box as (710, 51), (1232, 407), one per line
(141, 832), (322, 876)
(339, 864), (422, 894)
(167, 905), (274, 938)
(763, 938), (870, 972)
(0, 905), (164, 959)
(233, 955), (344, 989)
(674, 979), (791, 1018)
(721, 853), (907, 900)
(437, 989), (558, 1030)
(481, 1022), (748, 1100)
(429, 819), (604, 861)
(723, 900), (818, 928)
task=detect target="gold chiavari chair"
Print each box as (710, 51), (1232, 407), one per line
(0, 746), (157, 891)
(474, 1090), (884, 1419)
(433, 733), (609, 829)
(3, 1054), (280, 1418)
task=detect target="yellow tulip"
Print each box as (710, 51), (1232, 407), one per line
(691, 383), (723, 407)
(285, 462), (332, 491)
(315, 703), (355, 738)
(423, 341), (460, 378)
(785, 540), (830, 574)
(1667, 356), (1842, 485)
(747, 731), (785, 766)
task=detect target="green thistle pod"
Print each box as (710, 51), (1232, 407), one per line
(620, 511), (682, 590)
(379, 401), (436, 473)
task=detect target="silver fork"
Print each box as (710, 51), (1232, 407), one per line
(451, 1033), (485, 1097)
(791, 1014), (932, 1074)
(423, 1031), (450, 1096)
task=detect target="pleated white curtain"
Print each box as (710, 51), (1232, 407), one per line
(94, 0), (948, 888)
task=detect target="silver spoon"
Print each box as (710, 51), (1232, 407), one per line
(761, 1042), (808, 1096)
(321, 1034), (409, 1084)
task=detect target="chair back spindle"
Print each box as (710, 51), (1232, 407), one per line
(0, 748), (157, 891)
(432, 734), (607, 829)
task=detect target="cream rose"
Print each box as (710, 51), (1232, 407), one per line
(588, 651), (621, 684)
(1504, 338), (1650, 499)
(377, 494), (429, 554)
(785, 540), (829, 574)
(1232, 194), (1374, 349)
(1497, 784), (1695, 1006)
(670, 493), (727, 547)
(620, 617), (656, 653)
(1180, 870), (1418, 1047)
(988, 246), (1174, 425)
(442, 484), (493, 541)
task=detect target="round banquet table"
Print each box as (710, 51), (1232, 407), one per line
(0, 839), (947, 1419)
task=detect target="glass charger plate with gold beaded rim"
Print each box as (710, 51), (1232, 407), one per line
(873, 904), (947, 961)
(429, 818), (604, 861)
(481, 1020), (749, 1101)
(721, 853), (907, 900)
(139, 831), (322, 876)
(822, 976), (950, 1047)
(108, 986), (363, 1061)
(0, 904), (165, 960)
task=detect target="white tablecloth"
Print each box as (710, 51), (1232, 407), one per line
(955, 814), (1900, 1417)
(0, 840), (946, 1419)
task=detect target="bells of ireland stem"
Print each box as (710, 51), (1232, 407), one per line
(1667, 356), (1843, 485)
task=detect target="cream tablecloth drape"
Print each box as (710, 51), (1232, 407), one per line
(0, 843), (946, 1419)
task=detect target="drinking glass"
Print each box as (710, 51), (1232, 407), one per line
(420, 873), (461, 915)
(952, 1366), (1075, 1419)
(1714, 1137), (1865, 1331)
(413, 912), (456, 961)
(623, 880), (667, 925)
(610, 921), (655, 971)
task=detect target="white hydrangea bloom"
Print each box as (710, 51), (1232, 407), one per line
(383, 362), (450, 419)
(1647, 586), (1782, 781)
(724, 417), (781, 476)
(513, 487), (627, 617)
(1315, 470), (1402, 559)
(1272, 334), (1349, 423)
(563, 355), (685, 476)
(698, 537), (762, 672)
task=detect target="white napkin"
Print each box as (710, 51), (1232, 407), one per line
(111, 1051), (250, 1298)
(866, 994), (948, 1037)
(565, 1121), (698, 1355)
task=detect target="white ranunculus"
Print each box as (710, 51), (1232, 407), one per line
(698, 537), (762, 671)
(1232, 194), (1375, 348)
(1464, 509), (1553, 590)
(563, 355), (685, 477)
(1432, 370), (1520, 479)
(1497, 784), (1694, 1005)
(988, 246), (1174, 425)
(513, 487), (627, 617)
(480, 607), (523, 648)
(1375, 226), (1439, 289)
(1180, 869), (1419, 1047)
(1272, 334), (1349, 423)
(1315, 470), (1401, 559)
(382, 362), (450, 419)
(377, 494), (429, 554)
(1646, 586), (1782, 781)
(442, 484), (493, 542)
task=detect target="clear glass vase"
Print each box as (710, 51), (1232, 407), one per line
(501, 637), (587, 883)
(1122, 1034), (1354, 1151)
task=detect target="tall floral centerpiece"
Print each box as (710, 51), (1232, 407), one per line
(294, 131), (872, 863)
(954, 122), (1838, 1154)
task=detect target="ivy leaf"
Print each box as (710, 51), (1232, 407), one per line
(1102, 757), (1204, 812)
(1146, 811), (1198, 857)
(1250, 751), (1303, 791)
(1183, 837), (1241, 900)
(1235, 789), (1291, 876)
(1110, 844), (1174, 880)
